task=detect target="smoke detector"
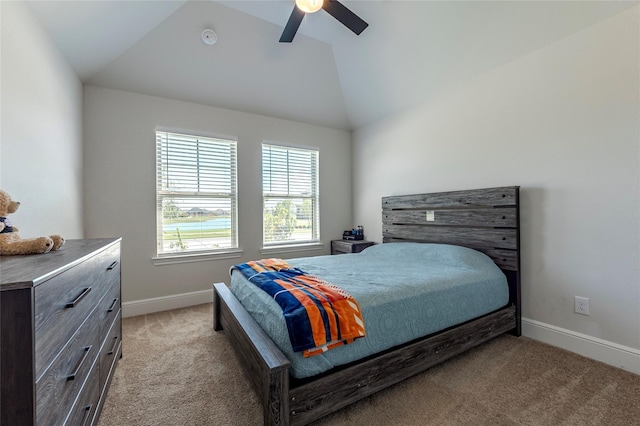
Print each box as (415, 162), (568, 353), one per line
(201, 29), (217, 45)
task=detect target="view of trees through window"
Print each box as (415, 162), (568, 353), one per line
(263, 198), (314, 242)
(262, 143), (319, 245)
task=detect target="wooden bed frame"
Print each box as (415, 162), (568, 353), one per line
(213, 186), (521, 425)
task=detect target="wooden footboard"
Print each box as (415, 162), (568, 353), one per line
(214, 282), (516, 426)
(214, 283), (290, 425)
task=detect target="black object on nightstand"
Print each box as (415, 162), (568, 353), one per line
(331, 240), (375, 255)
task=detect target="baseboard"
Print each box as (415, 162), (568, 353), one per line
(122, 289), (214, 318)
(522, 317), (640, 375)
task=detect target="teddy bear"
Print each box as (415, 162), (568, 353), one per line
(0, 189), (64, 255)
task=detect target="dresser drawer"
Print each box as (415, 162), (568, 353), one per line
(64, 365), (99, 426)
(99, 311), (122, 393)
(98, 279), (121, 338)
(34, 246), (120, 377)
(35, 310), (101, 426)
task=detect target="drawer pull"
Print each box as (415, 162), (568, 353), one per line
(81, 404), (93, 426)
(107, 261), (119, 270)
(107, 336), (119, 356)
(65, 287), (92, 308)
(67, 345), (92, 381)
(107, 297), (119, 313)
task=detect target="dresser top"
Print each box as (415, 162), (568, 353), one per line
(0, 238), (121, 291)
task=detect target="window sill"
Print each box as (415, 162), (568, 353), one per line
(152, 249), (244, 266)
(260, 242), (324, 256)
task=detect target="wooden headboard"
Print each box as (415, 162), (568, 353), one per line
(382, 186), (521, 334)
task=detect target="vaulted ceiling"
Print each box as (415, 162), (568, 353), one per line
(27, 0), (636, 131)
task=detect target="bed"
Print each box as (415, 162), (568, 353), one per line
(213, 186), (521, 425)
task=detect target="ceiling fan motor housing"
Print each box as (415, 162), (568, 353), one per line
(280, 0), (368, 43)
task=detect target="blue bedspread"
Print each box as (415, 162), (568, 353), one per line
(230, 258), (365, 357)
(230, 243), (509, 379)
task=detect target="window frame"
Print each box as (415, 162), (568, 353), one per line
(154, 130), (240, 262)
(261, 142), (320, 248)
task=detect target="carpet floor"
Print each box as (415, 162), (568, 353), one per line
(98, 304), (640, 426)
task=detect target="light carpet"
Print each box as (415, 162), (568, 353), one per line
(98, 304), (640, 426)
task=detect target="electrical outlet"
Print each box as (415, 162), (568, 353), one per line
(575, 296), (590, 315)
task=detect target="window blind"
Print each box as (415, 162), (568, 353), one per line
(262, 143), (319, 245)
(156, 131), (237, 255)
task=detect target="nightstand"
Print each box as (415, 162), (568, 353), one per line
(331, 240), (375, 255)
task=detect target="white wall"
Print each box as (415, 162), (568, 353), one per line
(83, 86), (352, 306)
(352, 7), (640, 370)
(0, 1), (83, 239)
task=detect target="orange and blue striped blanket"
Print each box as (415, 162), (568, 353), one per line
(231, 258), (366, 357)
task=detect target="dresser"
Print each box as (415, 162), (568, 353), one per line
(330, 240), (375, 255)
(0, 238), (122, 425)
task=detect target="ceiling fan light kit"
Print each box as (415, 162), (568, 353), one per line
(280, 0), (368, 43)
(295, 0), (323, 14)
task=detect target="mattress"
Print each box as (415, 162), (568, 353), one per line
(230, 242), (509, 379)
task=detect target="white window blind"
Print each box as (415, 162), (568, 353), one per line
(262, 143), (319, 246)
(156, 131), (237, 255)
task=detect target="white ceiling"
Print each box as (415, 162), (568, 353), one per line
(27, 0), (637, 131)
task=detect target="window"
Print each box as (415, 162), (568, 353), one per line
(262, 143), (319, 246)
(156, 131), (237, 256)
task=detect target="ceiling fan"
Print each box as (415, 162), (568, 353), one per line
(280, 0), (369, 43)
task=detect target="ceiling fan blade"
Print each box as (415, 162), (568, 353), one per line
(280, 6), (305, 42)
(322, 0), (368, 35)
